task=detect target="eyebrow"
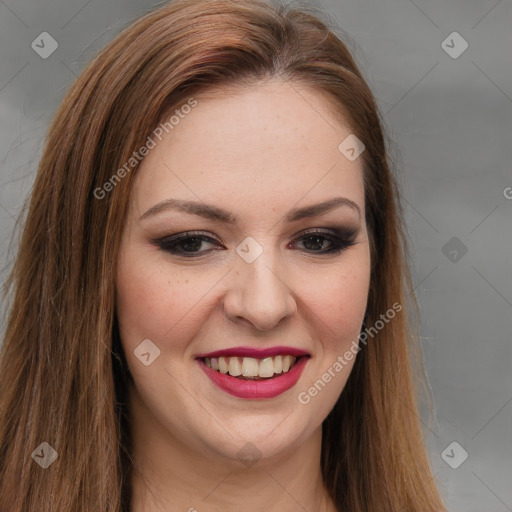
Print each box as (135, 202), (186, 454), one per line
(138, 196), (362, 223)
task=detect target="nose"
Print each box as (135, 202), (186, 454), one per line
(223, 248), (297, 332)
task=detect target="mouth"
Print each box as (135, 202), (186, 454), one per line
(200, 354), (307, 380)
(195, 348), (311, 399)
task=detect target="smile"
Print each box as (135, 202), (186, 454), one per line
(195, 347), (310, 399)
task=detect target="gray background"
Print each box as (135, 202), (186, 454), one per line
(0, 0), (511, 510)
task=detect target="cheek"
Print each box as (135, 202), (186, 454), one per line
(304, 259), (370, 349)
(116, 248), (192, 349)
(295, 262), (369, 417)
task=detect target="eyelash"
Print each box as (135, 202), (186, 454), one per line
(153, 227), (358, 258)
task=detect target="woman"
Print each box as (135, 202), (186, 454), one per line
(0, 0), (447, 510)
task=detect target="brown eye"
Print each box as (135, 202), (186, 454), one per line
(291, 228), (358, 255)
(155, 231), (223, 257)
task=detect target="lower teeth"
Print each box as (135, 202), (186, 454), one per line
(232, 374), (276, 380)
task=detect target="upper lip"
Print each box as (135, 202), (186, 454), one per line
(195, 346), (310, 359)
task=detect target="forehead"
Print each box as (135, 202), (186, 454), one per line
(130, 80), (365, 220)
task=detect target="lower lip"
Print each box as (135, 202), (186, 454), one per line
(197, 356), (310, 399)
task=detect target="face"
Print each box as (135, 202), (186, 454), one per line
(116, 79), (371, 466)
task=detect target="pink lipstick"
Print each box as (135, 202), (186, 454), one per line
(196, 346), (310, 399)
(195, 346), (309, 359)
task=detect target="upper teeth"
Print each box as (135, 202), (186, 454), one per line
(204, 355), (298, 378)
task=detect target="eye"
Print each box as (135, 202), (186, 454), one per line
(290, 227), (358, 255)
(153, 227), (358, 258)
(154, 231), (222, 257)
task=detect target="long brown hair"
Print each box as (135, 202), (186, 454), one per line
(0, 0), (446, 510)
